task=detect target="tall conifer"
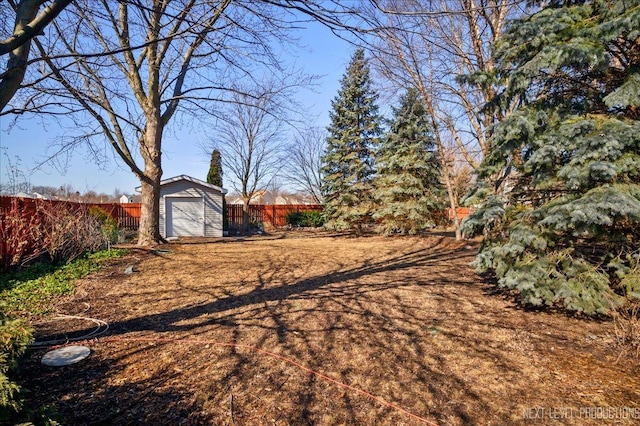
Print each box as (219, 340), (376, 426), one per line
(321, 48), (382, 231)
(373, 88), (443, 234)
(464, 0), (640, 315)
(207, 149), (223, 187)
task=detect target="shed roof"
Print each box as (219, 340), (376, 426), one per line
(135, 174), (228, 194)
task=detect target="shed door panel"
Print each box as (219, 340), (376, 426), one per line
(167, 197), (204, 237)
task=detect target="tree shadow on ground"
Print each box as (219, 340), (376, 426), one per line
(22, 235), (636, 425)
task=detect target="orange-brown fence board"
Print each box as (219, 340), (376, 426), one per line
(225, 204), (323, 229)
(262, 204), (323, 227)
(446, 207), (474, 221)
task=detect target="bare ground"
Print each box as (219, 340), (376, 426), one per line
(20, 231), (640, 425)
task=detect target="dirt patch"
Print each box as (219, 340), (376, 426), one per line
(20, 232), (640, 425)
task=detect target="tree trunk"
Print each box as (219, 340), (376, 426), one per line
(445, 178), (462, 240)
(242, 196), (250, 234)
(138, 175), (161, 245)
(137, 120), (163, 245)
(421, 92), (462, 240)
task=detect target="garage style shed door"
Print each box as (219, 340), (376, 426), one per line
(166, 197), (204, 237)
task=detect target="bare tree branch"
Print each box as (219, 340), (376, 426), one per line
(207, 81), (292, 231)
(283, 126), (325, 204)
(0, 0), (73, 111)
(0, 0), (72, 55)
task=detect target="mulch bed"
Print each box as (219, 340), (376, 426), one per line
(19, 231), (640, 425)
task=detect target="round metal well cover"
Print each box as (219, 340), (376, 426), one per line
(41, 345), (91, 367)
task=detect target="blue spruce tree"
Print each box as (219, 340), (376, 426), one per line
(373, 88), (443, 234)
(464, 0), (640, 315)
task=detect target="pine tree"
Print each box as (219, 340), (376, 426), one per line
(373, 88), (443, 234)
(321, 48), (383, 231)
(464, 0), (640, 315)
(207, 149), (223, 187)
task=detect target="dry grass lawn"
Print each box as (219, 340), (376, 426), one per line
(22, 231), (640, 425)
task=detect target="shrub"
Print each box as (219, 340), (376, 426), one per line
(88, 206), (121, 244)
(34, 202), (104, 264)
(0, 307), (32, 423)
(0, 200), (109, 270)
(286, 210), (324, 228)
(305, 210), (325, 227)
(286, 212), (303, 227)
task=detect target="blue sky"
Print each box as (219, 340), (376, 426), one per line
(0, 22), (354, 195)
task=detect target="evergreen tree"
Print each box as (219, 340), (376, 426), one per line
(206, 148), (227, 232)
(464, 0), (640, 315)
(321, 48), (383, 231)
(373, 88), (443, 234)
(207, 149), (223, 187)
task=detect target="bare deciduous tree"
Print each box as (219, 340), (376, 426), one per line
(209, 83), (287, 232)
(283, 126), (325, 204)
(22, 0), (241, 244)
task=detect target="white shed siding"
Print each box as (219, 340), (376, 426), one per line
(159, 178), (224, 238)
(204, 190), (223, 237)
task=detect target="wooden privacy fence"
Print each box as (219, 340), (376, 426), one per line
(0, 196), (141, 231)
(1, 196), (467, 238)
(0, 196), (320, 235)
(94, 203), (141, 230)
(226, 204), (323, 229)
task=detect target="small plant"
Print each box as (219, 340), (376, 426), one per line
(89, 206), (121, 244)
(0, 307), (33, 423)
(611, 299), (640, 362)
(0, 248), (127, 317)
(0, 305), (63, 425)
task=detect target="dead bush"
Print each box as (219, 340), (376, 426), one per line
(612, 299), (640, 362)
(0, 199), (108, 270)
(33, 202), (104, 263)
(0, 198), (40, 270)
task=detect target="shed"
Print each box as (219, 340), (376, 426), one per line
(138, 175), (227, 238)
